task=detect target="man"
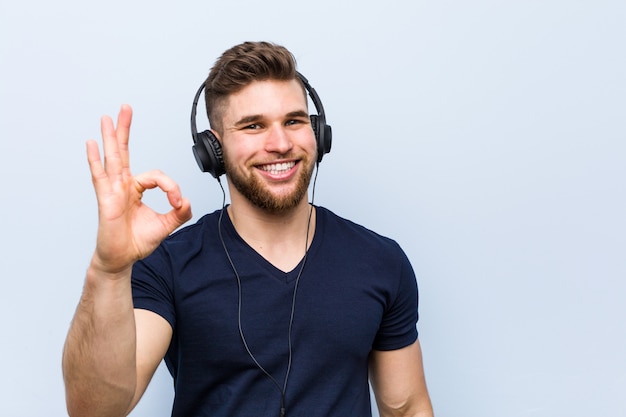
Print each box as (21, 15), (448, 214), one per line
(63, 41), (433, 417)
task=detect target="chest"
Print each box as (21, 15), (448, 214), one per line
(172, 257), (389, 371)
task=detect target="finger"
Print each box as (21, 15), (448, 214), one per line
(116, 104), (133, 176)
(86, 139), (103, 177)
(86, 139), (118, 207)
(135, 170), (193, 230)
(86, 139), (109, 191)
(100, 114), (123, 181)
(135, 170), (185, 208)
(163, 197), (193, 230)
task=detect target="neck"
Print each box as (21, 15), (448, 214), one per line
(226, 194), (316, 272)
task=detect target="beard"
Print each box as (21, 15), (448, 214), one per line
(224, 154), (315, 214)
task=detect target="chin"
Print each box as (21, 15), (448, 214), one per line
(227, 159), (314, 213)
(251, 187), (308, 213)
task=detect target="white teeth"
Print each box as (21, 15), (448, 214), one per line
(260, 161), (295, 175)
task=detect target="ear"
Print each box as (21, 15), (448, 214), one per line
(209, 128), (223, 144)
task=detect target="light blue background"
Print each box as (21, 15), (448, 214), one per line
(1, 1), (624, 416)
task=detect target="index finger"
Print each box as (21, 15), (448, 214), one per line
(135, 170), (184, 209)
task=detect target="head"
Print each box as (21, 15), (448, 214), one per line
(205, 42), (316, 213)
(203, 42), (318, 214)
(204, 41), (304, 136)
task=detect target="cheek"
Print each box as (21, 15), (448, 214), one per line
(302, 130), (318, 154)
(222, 141), (252, 165)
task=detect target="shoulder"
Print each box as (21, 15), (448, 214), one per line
(163, 209), (220, 245)
(317, 206), (401, 248)
(141, 209), (222, 266)
(315, 206), (407, 261)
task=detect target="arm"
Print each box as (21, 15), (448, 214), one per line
(369, 340), (434, 417)
(62, 105), (192, 417)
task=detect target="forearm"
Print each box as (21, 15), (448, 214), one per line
(62, 262), (137, 417)
(370, 342), (434, 417)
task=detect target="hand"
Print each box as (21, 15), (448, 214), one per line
(87, 105), (192, 276)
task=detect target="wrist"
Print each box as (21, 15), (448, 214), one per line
(89, 252), (134, 277)
(81, 259), (135, 320)
(87, 256), (134, 283)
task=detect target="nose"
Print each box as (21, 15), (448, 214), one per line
(265, 124), (293, 155)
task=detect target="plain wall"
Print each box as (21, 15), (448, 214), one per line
(1, 1), (624, 416)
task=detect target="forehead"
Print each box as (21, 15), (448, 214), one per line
(222, 79), (308, 123)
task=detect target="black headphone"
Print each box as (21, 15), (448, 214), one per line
(190, 72), (332, 178)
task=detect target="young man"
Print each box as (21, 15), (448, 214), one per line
(63, 41), (433, 417)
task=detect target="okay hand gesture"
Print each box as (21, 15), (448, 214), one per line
(86, 105), (192, 276)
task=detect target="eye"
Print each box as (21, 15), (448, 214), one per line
(243, 123), (262, 130)
(285, 119), (306, 126)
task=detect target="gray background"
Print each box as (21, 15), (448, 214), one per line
(1, 0), (624, 416)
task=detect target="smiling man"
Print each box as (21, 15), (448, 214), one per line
(221, 79), (316, 215)
(62, 41), (433, 417)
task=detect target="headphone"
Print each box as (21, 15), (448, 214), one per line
(190, 72), (332, 178)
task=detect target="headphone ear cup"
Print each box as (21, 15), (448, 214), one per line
(192, 130), (225, 178)
(310, 115), (332, 163)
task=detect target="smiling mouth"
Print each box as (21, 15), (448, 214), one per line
(258, 161), (296, 175)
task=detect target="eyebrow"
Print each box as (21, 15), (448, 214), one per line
(285, 110), (310, 119)
(234, 115), (263, 127)
(233, 110), (310, 127)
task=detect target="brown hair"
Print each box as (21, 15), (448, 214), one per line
(204, 41), (300, 134)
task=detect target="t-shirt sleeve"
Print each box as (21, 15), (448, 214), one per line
(131, 245), (176, 330)
(372, 246), (419, 351)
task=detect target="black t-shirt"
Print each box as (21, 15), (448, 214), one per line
(132, 206), (419, 417)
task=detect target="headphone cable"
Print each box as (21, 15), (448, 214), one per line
(216, 165), (318, 416)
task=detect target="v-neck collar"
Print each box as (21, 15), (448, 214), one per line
(218, 206), (322, 284)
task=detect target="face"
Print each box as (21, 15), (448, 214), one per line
(218, 79), (317, 214)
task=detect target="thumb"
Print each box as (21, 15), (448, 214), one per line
(161, 198), (192, 232)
